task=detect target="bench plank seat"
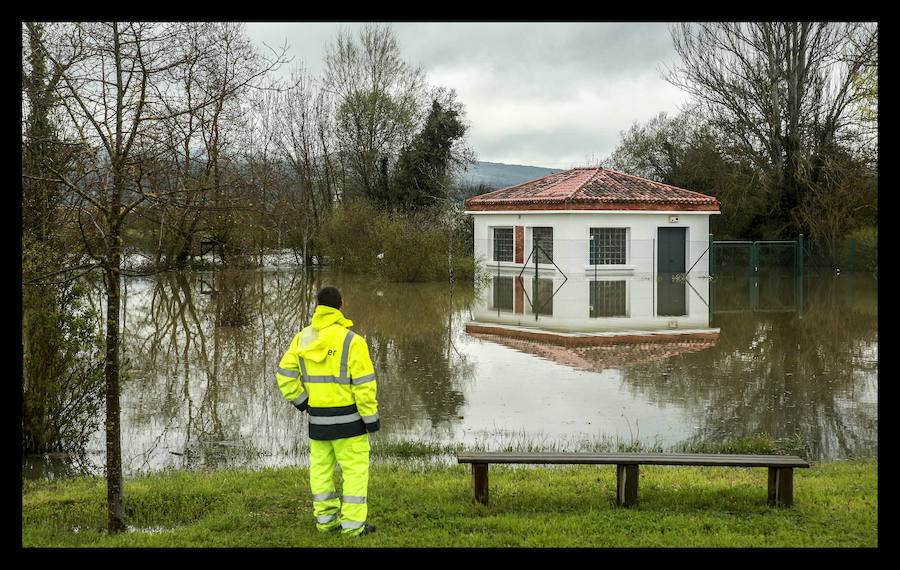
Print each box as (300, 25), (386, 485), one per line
(457, 452), (809, 508)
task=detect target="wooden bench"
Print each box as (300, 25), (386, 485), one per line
(457, 452), (810, 508)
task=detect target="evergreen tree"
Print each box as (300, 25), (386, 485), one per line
(392, 92), (471, 212)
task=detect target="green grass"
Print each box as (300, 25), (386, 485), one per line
(22, 457), (877, 548)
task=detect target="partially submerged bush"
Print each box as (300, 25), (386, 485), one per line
(318, 199), (474, 282)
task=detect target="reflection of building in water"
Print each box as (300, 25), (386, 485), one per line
(465, 167), (721, 282)
(467, 275), (718, 371)
(475, 274), (713, 331)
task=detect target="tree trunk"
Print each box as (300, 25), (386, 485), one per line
(105, 22), (128, 534)
(103, 256), (126, 534)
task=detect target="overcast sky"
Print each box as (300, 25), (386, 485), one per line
(245, 21), (691, 170)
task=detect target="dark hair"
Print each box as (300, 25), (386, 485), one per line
(317, 286), (343, 309)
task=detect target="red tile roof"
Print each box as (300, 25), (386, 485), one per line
(465, 167), (720, 212)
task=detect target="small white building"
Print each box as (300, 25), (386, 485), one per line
(465, 167), (721, 280)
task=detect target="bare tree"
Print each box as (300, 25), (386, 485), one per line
(142, 22), (287, 266)
(241, 79), (287, 262)
(29, 21), (285, 533)
(268, 64), (340, 264)
(664, 22), (877, 236)
(323, 23), (426, 202)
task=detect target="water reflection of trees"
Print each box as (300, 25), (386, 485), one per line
(121, 270), (323, 473)
(320, 276), (478, 434)
(115, 268), (477, 474)
(622, 275), (877, 460)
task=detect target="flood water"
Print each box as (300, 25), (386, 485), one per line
(23, 265), (878, 480)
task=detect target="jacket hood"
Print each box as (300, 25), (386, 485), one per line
(298, 305), (354, 363)
(310, 305), (353, 330)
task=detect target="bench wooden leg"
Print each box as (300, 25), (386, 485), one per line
(616, 464), (639, 507)
(472, 463), (489, 505)
(768, 467), (794, 507)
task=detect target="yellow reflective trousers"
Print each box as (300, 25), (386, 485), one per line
(309, 434), (370, 534)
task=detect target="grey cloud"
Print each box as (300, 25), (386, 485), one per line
(245, 22), (686, 168)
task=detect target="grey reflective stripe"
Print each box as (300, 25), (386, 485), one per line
(340, 331), (356, 381)
(342, 495), (367, 504)
(351, 373), (376, 386)
(277, 367), (300, 378)
(304, 374), (352, 385)
(317, 513), (338, 524)
(312, 491), (338, 502)
(341, 520), (365, 530)
(361, 412), (379, 424)
(292, 393), (308, 408)
(308, 412), (362, 425)
(298, 358), (308, 379)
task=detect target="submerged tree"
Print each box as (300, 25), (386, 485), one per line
(266, 63), (339, 264)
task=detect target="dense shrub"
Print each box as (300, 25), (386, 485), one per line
(317, 199), (474, 282)
(22, 239), (106, 454)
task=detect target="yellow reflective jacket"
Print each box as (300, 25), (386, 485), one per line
(276, 305), (379, 440)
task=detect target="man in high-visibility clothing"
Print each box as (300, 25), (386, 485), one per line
(275, 286), (379, 536)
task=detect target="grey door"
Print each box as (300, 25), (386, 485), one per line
(657, 227), (686, 274)
(657, 227), (687, 316)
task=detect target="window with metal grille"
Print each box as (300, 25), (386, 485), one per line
(589, 228), (627, 265)
(589, 280), (627, 317)
(532, 227), (553, 264)
(493, 227), (513, 262)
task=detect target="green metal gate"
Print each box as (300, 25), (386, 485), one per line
(709, 235), (804, 279)
(709, 235), (804, 316)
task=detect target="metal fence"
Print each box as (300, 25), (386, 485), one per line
(472, 234), (877, 285)
(710, 235), (877, 278)
(803, 237), (877, 275)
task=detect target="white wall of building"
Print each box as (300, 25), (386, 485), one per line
(468, 210), (716, 279)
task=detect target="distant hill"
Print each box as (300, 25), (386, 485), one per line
(454, 161), (562, 192)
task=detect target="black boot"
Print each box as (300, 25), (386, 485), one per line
(357, 523), (376, 536)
